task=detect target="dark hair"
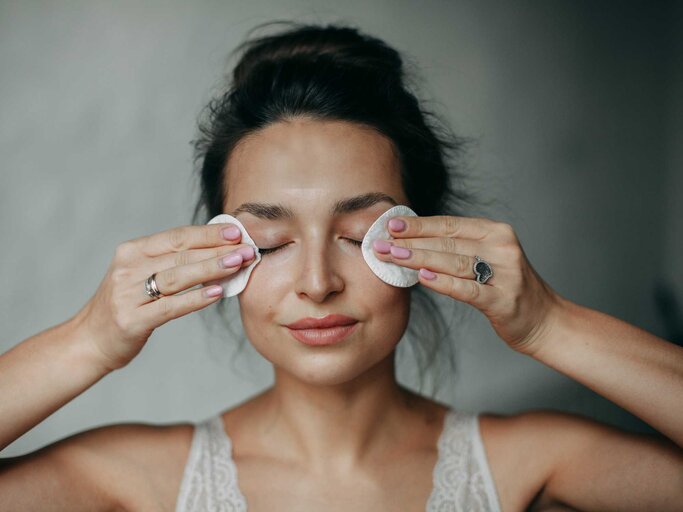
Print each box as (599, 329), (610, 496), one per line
(190, 21), (491, 398)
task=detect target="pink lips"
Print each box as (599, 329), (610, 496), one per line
(285, 314), (359, 346)
(285, 314), (358, 330)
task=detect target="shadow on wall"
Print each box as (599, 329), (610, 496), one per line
(522, 374), (664, 439)
(653, 281), (683, 347)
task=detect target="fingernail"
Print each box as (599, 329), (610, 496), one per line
(388, 218), (406, 232)
(222, 226), (241, 240)
(390, 245), (411, 259)
(372, 240), (392, 254)
(221, 253), (243, 268)
(420, 268), (436, 280)
(236, 246), (255, 260)
(203, 285), (224, 297)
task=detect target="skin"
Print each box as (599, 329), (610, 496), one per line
(212, 115), (683, 511)
(217, 116), (450, 506)
(2, 115), (680, 512)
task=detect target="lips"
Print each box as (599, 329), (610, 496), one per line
(285, 314), (358, 330)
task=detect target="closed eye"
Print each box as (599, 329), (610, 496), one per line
(258, 238), (363, 256)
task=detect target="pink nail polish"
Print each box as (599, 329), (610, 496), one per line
(390, 245), (411, 259)
(373, 240), (392, 254)
(203, 285), (223, 297)
(236, 246), (255, 260)
(221, 253), (243, 268)
(388, 218), (406, 232)
(222, 226), (241, 240)
(420, 268), (436, 280)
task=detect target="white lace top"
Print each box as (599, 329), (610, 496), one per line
(175, 408), (502, 511)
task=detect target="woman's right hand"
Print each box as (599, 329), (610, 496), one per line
(72, 223), (254, 372)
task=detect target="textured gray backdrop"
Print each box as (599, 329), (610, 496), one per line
(1, 0), (681, 457)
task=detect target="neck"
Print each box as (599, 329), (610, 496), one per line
(260, 351), (422, 473)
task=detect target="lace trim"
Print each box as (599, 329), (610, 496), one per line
(209, 415), (249, 510)
(472, 413), (503, 511)
(174, 416), (247, 512)
(177, 409), (501, 511)
(174, 420), (204, 512)
(425, 410), (502, 511)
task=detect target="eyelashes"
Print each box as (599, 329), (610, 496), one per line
(258, 238), (363, 256)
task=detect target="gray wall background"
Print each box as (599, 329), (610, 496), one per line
(2, 0), (681, 457)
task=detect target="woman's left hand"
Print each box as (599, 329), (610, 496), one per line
(372, 215), (564, 355)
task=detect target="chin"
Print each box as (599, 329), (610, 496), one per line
(276, 350), (393, 386)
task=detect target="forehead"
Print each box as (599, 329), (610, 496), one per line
(223, 118), (408, 212)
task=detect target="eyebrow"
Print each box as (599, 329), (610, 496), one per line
(230, 192), (398, 220)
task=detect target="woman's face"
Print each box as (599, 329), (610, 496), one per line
(224, 117), (412, 386)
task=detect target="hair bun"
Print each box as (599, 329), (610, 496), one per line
(231, 23), (404, 89)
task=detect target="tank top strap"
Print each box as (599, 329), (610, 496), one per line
(175, 415), (248, 512)
(425, 408), (502, 511)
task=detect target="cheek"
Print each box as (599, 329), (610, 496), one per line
(237, 253), (411, 334)
(241, 261), (291, 300)
(362, 285), (411, 337)
(236, 263), (290, 341)
(236, 269), (276, 325)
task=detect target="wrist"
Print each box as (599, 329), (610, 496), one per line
(517, 292), (572, 358)
(527, 294), (582, 361)
(65, 310), (118, 376)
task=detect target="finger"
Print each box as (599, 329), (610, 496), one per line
(372, 236), (481, 258)
(374, 244), (491, 283)
(417, 269), (499, 307)
(131, 223), (243, 258)
(144, 245), (256, 299)
(386, 215), (494, 241)
(148, 243), (253, 275)
(138, 284), (226, 328)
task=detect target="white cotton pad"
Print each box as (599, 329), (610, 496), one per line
(361, 205), (419, 287)
(203, 214), (261, 298)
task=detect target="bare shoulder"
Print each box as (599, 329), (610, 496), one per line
(478, 409), (683, 512)
(0, 420), (195, 512)
(478, 409), (605, 511)
(475, 410), (556, 512)
(82, 420), (195, 510)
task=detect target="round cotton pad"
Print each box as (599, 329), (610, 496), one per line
(203, 214), (261, 298)
(361, 205), (419, 287)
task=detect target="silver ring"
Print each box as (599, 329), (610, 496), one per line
(145, 273), (163, 300)
(473, 256), (494, 284)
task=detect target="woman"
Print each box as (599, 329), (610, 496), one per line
(1, 21), (681, 512)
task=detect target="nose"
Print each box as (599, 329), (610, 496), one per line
(293, 239), (345, 303)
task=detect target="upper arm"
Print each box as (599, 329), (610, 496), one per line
(0, 422), (192, 512)
(522, 410), (683, 512)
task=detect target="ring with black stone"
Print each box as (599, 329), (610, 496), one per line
(473, 256), (494, 284)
